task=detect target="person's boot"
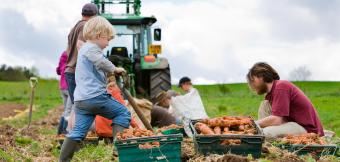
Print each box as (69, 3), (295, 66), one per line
(112, 125), (126, 158)
(112, 124), (126, 140)
(59, 137), (79, 162)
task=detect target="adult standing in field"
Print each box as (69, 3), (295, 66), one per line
(65, 3), (98, 103)
(247, 62), (324, 137)
(56, 51), (72, 135)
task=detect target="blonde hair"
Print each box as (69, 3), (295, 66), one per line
(83, 16), (116, 41)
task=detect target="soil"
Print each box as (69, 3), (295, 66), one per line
(0, 105), (63, 161)
(0, 104), (336, 162)
(0, 103), (26, 119)
(0, 124), (17, 149)
(36, 106), (63, 126)
(182, 138), (196, 161)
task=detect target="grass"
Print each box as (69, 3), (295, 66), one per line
(0, 79), (61, 127)
(72, 143), (114, 162)
(0, 80), (340, 161)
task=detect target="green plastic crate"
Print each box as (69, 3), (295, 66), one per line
(114, 134), (183, 162)
(161, 128), (185, 135)
(276, 144), (339, 158)
(190, 119), (265, 158)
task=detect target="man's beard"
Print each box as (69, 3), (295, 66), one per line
(256, 82), (268, 95)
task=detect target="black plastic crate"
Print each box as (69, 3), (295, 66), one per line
(114, 134), (183, 162)
(276, 144), (339, 158)
(190, 119), (265, 158)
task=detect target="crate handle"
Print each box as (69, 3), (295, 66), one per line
(149, 144), (170, 162)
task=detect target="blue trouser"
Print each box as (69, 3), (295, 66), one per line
(67, 93), (131, 141)
(65, 72), (76, 104)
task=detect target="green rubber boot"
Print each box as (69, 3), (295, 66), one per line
(59, 137), (79, 162)
(112, 125), (126, 158)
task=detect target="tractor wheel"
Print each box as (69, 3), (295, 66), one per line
(149, 67), (171, 101)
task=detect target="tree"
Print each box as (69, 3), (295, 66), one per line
(0, 64), (39, 81)
(289, 66), (312, 81)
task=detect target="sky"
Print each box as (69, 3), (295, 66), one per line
(1, 0), (340, 84)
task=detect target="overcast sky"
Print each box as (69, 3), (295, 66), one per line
(1, 0), (340, 84)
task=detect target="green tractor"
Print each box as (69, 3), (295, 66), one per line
(92, 0), (171, 101)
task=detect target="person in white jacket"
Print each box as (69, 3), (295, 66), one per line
(170, 77), (209, 136)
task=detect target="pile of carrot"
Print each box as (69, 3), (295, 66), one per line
(281, 133), (326, 145)
(138, 141), (161, 149)
(116, 128), (162, 149)
(194, 116), (257, 135)
(116, 128), (159, 140)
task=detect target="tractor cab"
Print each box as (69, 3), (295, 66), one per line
(92, 0), (171, 101)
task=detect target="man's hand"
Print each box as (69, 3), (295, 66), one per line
(114, 67), (126, 75)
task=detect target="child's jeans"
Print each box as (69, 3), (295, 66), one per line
(67, 93), (131, 141)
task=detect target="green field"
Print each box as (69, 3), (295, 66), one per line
(0, 80), (339, 161)
(0, 80), (61, 127)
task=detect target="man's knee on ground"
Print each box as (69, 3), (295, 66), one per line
(262, 122), (307, 138)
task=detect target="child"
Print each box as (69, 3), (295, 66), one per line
(59, 16), (131, 161)
(56, 50), (72, 135)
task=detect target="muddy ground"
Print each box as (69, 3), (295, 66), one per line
(0, 105), (338, 162)
(0, 105), (63, 161)
(0, 103), (26, 119)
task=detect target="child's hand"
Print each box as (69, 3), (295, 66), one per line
(114, 67), (126, 75)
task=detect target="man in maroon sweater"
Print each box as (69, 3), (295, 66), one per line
(247, 62), (324, 137)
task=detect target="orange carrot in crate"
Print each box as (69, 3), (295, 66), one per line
(214, 126), (222, 135)
(195, 122), (215, 135)
(280, 133), (326, 145)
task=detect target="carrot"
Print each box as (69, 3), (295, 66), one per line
(239, 125), (245, 131)
(214, 126), (222, 135)
(195, 122), (215, 135)
(197, 116), (257, 135)
(223, 127), (229, 132)
(116, 128), (157, 140)
(281, 133), (325, 145)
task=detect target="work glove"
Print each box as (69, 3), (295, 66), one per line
(114, 67), (126, 75)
